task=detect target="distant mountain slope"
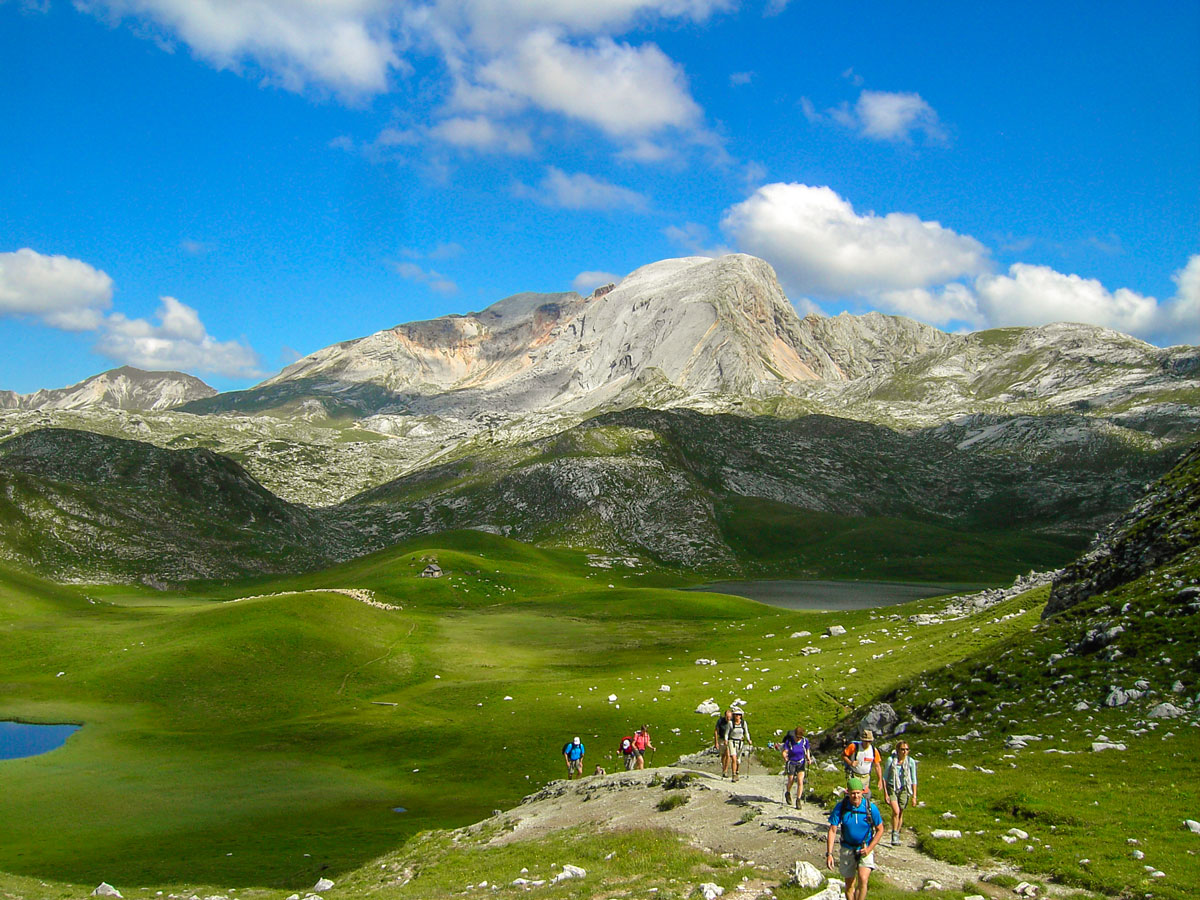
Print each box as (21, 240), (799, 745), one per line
(0, 428), (338, 583)
(2, 367), (216, 411)
(339, 408), (1179, 578)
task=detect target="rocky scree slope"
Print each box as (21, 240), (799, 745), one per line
(0, 428), (340, 583)
(0, 366), (215, 411)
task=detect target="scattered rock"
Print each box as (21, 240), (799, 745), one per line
(1091, 741), (1127, 752)
(1008, 828), (1029, 839)
(1149, 702), (1185, 718)
(92, 885), (122, 898)
(791, 861), (824, 889)
(550, 864), (586, 884)
(922, 880), (943, 891)
(1185, 819), (1200, 834)
(696, 699), (721, 715)
(699, 883), (725, 899)
(313, 879), (334, 892)
(790, 631), (811, 638)
(930, 829), (962, 839)
(827, 625), (847, 637)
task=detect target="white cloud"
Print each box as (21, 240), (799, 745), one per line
(418, 0), (733, 50)
(392, 261), (458, 295)
(721, 183), (989, 296)
(97, 296), (262, 376)
(518, 167), (649, 211)
(428, 115), (533, 154)
(875, 283), (985, 328)
(79, 0), (403, 99)
(0, 248), (113, 331)
(878, 256), (1200, 344)
(572, 270), (621, 293)
(855, 90), (944, 142)
(479, 30), (701, 137)
(972, 264), (1159, 333)
(803, 89), (945, 143)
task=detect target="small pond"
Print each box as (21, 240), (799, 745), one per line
(0, 721), (80, 760)
(688, 579), (981, 611)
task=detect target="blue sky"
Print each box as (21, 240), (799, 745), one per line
(1, 0), (1197, 393)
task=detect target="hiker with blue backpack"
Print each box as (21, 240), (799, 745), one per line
(882, 739), (918, 845)
(562, 736), (585, 779)
(781, 725), (813, 808)
(826, 776), (884, 900)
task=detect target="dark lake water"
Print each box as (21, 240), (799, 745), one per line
(689, 579), (980, 611)
(0, 721), (80, 760)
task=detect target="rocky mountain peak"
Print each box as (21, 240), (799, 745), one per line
(4, 367), (216, 412)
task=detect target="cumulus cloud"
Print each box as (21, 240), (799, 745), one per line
(721, 183), (988, 296)
(0, 248), (114, 331)
(572, 270), (621, 293)
(479, 30), (701, 137)
(517, 167), (649, 211)
(876, 256), (1200, 344)
(78, 0), (402, 99)
(97, 296), (262, 376)
(78, 1), (720, 150)
(804, 89), (945, 143)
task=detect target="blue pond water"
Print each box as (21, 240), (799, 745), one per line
(688, 579), (980, 611)
(0, 721), (80, 760)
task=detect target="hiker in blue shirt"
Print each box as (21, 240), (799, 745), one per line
(825, 777), (884, 900)
(562, 736), (585, 779)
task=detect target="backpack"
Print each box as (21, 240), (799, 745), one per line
(837, 795), (879, 847)
(844, 740), (875, 774)
(620, 736), (635, 754)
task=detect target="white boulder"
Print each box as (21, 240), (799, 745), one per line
(696, 699), (721, 715)
(1091, 742), (1126, 752)
(930, 829), (962, 838)
(1149, 703), (1185, 719)
(827, 625), (847, 637)
(791, 860), (824, 889)
(550, 864), (586, 884)
(699, 883), (725, 900)
(314, 879), (334, 892)
(1185, 819), (1200, 834)
(91, 885), (122, 899)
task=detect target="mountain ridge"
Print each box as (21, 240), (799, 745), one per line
(0, 366), (216, 412)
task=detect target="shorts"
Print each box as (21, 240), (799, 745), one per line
(567, 758), (583, 774)
(785, 761), (807, 776)
(729, 740), (746, 757)
(892, 790), (913, 809)
(633, 748), (645, 758)
(838, 845), (877, 879)
(717, 739), (729, 755)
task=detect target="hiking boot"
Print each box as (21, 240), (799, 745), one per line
(732, 772), (739, 782)
(784, 790), (791, 804)
(890, 831), (899, 846)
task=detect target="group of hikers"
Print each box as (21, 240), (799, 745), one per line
(560, 724), (657, 778)
(561, 716), (918, 900)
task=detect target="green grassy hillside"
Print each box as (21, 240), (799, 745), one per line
(0, 530), (1039, 891)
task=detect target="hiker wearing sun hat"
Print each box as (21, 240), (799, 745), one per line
(842, 729), (884, 797)
(826, 776), (884, 900)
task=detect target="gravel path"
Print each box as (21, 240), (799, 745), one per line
(474, 749), (1069, 897)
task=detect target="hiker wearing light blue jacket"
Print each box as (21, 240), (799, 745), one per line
(882, 740), (918, 845)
